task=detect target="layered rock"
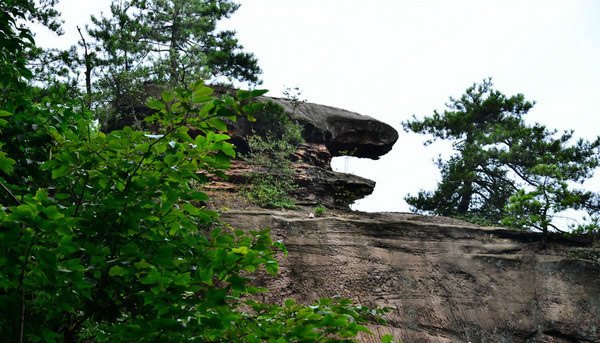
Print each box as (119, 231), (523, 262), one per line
(210, 144), (376, 209)
(220, 209), (600, 343)
(293, 144), (375, 209)
(220, 99), (398, 209)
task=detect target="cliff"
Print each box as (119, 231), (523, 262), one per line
(220, 210), (600, 343)
(209, 98), (600, 342)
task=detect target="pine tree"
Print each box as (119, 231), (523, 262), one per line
(88, 0), (261, 130)
(404, 79), (600, 239)
(138, 0), (261, 86)
(403, 79), (534, 223)
(500, 123), (600, 240)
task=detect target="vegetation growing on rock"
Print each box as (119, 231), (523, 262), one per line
(243, 100), (304, 209)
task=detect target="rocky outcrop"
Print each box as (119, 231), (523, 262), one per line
(220, 209), (600, 343)
(267, 98), (399, 159)
(292, 157), (375, 208)
(220, 99), (399, 209)
(211, 145), (376, 209)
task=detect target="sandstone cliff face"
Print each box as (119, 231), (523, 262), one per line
(211, 98), (600, 342)
(220, 210), (600, 343)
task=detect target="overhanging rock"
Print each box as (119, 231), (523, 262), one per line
(268, 97), (399, 160)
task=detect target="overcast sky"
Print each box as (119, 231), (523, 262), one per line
(36, 0), (600, 213)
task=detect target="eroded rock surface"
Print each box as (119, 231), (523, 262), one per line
(220, 210), (600, 343)
(222, 98), (399, 208)
(208, 94), (600, 342)
(211, 147), (375, 209)
(267, 98), (399, 159)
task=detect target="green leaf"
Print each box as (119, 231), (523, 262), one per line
(381, 334), (395, 343)
(140, 269), (162, 285)
(265, 260), (279, 275)
(42, 206), (63, 220)
(190, 191), (209, 201)
(41, 329), (60, 343)
(192, 86), (214, 102)
(109, 265), (126, 277)
(146, 98), (166, 110)
(161, 91), (175, 102)
(51, 164), (69, 179)
(208, 117), (227, 132)
(250, 89), (269, 97)
(0, 156), (15, 174)
(220, 143), (236, 158)
(212, 133), (230, 143)
(197, 267), (213, 285)
(232, 246), (248, 255)
(173, 272), (191, 286)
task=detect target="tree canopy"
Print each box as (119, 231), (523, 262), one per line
(404, 79), (600, 239)
(87, 0), (261, 105)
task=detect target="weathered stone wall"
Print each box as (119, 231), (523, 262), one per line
(220, 210), (600, 343)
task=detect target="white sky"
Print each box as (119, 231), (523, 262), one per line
(36, 0), (600, 213)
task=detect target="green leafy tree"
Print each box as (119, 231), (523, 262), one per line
(403, 79), (534, 223)
(405, 79), (600, 239)
(1, 0), (61, 97)
(0, 0), (77, 199)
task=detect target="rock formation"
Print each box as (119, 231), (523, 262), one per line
(268, 97), (399, 159)
(215, 98), (399, 209)
(209, 98), (600, 343)
(219, 210), (600, 343)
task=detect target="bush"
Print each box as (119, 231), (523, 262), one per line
(245, 175), (297, 209)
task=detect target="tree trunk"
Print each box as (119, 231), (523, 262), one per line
(77, 26), (93, 109)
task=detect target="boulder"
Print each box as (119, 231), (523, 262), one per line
(267, 97), (399, 160)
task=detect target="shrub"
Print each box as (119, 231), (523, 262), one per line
(314, 204), (327, 217)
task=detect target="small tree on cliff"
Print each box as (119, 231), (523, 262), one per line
(404, 79), (600, 238)
(403, 79), (534, 223)
(499, 123), (600, 239)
